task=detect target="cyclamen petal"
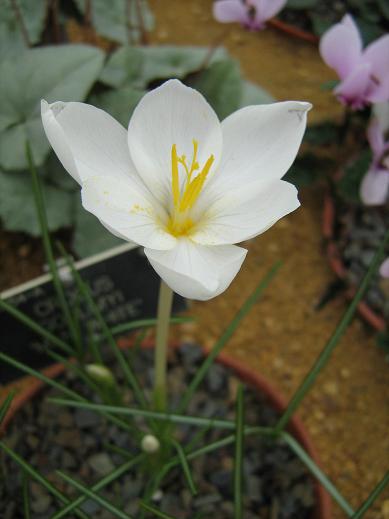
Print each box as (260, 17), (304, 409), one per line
(213, 0), (286, 30)
(373, 102), (389, 133)
(320, 14), (389, 108)
(379, 257), (389, 278)
(251, 0), (288, 26)
(213, 0), (248, 24)
(360, 109), (389, 207)
(334, 63), (371, 109)
(41, 79), (309, 300)
(360, 168), (389, 206)
(367, 119), (385, 159)
(319, 14), (362, 80)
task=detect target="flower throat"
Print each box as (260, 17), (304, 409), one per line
(167, 139), (214, 237)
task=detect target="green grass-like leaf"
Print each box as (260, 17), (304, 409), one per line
(110, 316), (194, 337)
(139, 501), (177, 519)
(0, 298), (73, 355)
(0, 352), (133, 434)
(48, 398), (238, 429)
(56, 470), (134, 519)
(0, 441), (88, 519)
(171, 439), (197, 496)
(27, 143), (81, 353)
(275, 229), (389, 433)
(57, 243), (147, 409)
(282, 432), (354, 515)
(0, 390), (15, 424)
(351, 471), (389, 519)
(233, 385), (244, 519)
(52, 456), (144, 519)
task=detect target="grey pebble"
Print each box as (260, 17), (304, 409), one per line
(31, 495), (52, 514)
(87, 452), (115, 476)
(74, 408), (101, 428)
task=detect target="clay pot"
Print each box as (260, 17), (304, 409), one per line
(1, 340), (331, 518)
(322, 191), (385, 332)
(268, 18), (319, 44)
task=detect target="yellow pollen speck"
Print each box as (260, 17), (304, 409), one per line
(167, 139), (214, 237)
(130, 203), (147, 214)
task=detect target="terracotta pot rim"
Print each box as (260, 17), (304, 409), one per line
(268, 18), (319, 44)
(322, 191), (386, 332)
(1, 339), (331, 518)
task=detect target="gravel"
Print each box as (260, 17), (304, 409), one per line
(335, 203), (389, 319)
(1, 344), (315, 518)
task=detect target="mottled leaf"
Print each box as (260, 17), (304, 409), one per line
(239, 80), (274, 107)
(0, 45), (105, 170)
(73, 205), (123, 258)
(74, 0), (154, 44)
(99, 46), (144, 88)
(0, 0), (47, 59)
(100, 45), (228, 89)
(91, 87), (145, 127)
(0, 169), (73, 235)
(189, 59), (242, 119)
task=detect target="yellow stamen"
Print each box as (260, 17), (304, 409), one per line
(188, 139), (199, 178)
(171, 144), (180, 208)
(179, 154), (214, 212)
(166, 139), (215, 236)
(168, 140), (215, 237)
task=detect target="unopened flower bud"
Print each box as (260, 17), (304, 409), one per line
(141, 434), (160, 454)
(85, 364), (116, 385)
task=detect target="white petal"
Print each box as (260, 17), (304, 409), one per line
(41, 100), (80, 183)
(81, 176), (177, 249)
(144, 240), (247, 300)
(42, 100), (142, 188)
(191, 179), (299, 245)
(205, 101), (311, 197)
(127, 79), (223, 205)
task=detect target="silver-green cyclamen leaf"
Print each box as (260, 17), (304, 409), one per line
(0, 44), (105, 170)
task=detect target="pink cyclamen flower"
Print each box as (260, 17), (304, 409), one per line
(213, 0), (287, 31)
(319, 14), (389, 109)
(380, 257), (389, 278)
(360, 102), (389, 205)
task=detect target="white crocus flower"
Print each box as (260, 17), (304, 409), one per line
(41, 80), (311, 300)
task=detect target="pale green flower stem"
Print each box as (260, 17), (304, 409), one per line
(153, 280), (174, 411)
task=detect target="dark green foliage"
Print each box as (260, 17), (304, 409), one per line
(337, 150), (372, 203)
(304, 121), (338, 145)
(284, 154), (334, 188)
(188, 60), (243, 120)
(283, 0), (388, 42)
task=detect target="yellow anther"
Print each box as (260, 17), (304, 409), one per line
(179, 154), (214, 212)
(188, 140), (199, 178)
